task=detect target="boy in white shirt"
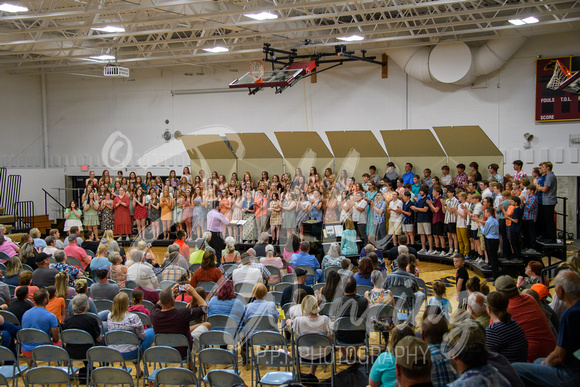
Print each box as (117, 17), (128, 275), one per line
(443, 186), (460, 256)
(468, 193), (484, 263)
(387, 191), (403, 246)
(480, 180), (492, 199)
(440, 165), (453, 186)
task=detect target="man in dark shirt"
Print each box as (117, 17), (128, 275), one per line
(334, 276), (368, 361)
(8, 286), (32, 323)
(32, 252), (59, 288)
(150, 285), (210, 360)
(280, 268), (314, 307)
(388, 235), (417, 268)
(89, 268), (120, 300)
(62, 294), (102, 364)
(454, 254), (469, 306)
(253, 232), (270, 257)
(80, 230), (100, 254)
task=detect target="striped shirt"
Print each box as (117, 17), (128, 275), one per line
(486, 319), (528, 363)
(444, 196), (459, 224)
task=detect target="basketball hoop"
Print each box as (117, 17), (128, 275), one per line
(547, 60), (573, 90)
(249, 60), (265, 83)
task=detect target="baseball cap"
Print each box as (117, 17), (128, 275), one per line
(35, 252), (50, 263)
(68, 234), (78, 241)
(495, 275), (517, 293)
(531, 283), (551, 301)
(394, 336), (431, 372)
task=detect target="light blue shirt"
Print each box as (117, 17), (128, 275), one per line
(89, 257), (112, 271)
(481, 216), (499, 239)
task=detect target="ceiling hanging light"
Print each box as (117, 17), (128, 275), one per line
(92, 26), (126, 33)
(0, 3), (28, 12)
(203, 47), (229, 53)
(337, 35), (365, 42)
(244, 11), (278, 20)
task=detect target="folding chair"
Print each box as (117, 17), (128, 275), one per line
(0, 374), (8, 387)
(66, 257), (83, 268)
(159, 280), (177, 291)
(125, 280), (138, 289)
(104, 331), (142, 378)
(120, 288), (133, 299)
(264, 265), (281, 288)
(207, 314), (240, 338)
(274, 282), (292, 293)
(87, 347), (132, 387)
(174, 300), (188, 309)
(0, 346), (27, 387)
(91, 367), (134, 387)
(294, 266), (316, 284)
(32, 345), (80, 387)
(295, 333), (334, 387)
(366, 304), (396, 346)
(250, 331), (293, 386)
(270, 291), (283, 306)
(154, 368), (197, 387)
(93, 299), (113, 312)
(318, 302), (333, 317)
(206, 370), (245, 387)
(198, 348), (240, 386)
(199, 331), (238, 363)
(312, 283), (325, 293)
(356, 285), (372, 296)
(0, 311), (19, 327)
(241, 316), (279, 368)
(142, 346), (185, 387)
(333, 316), (369, 372)
(234, 282), (254, 297)
(25, 367), (71, 387)
(22, 264), (33, 272)
(153, 334), (191, 369)
(0, 255), (9, 267)
(188, 264), (201, 274)
(16, 328), (52, 364)
(78, 277), (94, 286)
(280, 274), (294, 283)
(130, 311), (152, 327)
(221, 264), (237, 279)
(141, 300), (155, 313)
(324, 266), (340, 279)
(197, 281), (218, 294)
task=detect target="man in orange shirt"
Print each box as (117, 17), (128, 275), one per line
(174, 230), (190, 258)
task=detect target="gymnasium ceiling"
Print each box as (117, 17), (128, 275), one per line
(0, 0), (579, 75)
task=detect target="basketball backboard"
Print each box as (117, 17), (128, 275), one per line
(229, 60), (316, 94)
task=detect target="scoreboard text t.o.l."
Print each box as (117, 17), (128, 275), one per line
(535, 56), (580, 122)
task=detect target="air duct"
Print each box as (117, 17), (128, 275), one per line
(387, 36), (527, 86)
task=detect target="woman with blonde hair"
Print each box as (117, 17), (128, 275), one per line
(160, 187), (174, 240)
(66, 278), (97, 315)
(89, 244), (112, 271)
(100, 230), (120, 254)
(2, 256), (23, 286)
(108, 252), (127, 288)
(107, 293), (155, 362)
(290, 295), (333, 378)
(341, 218), (358, 255)
(55, 271), (74, 299)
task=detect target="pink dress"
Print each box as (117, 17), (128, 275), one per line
(182, 198), (193, 222)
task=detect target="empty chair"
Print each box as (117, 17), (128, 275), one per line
(174, 300), (187, 309)
(333, 316), (369, 372)
(120, 288), (133, 298)
(197, 281), (218, 294)
(221, 264), (236, 279)
(154, 368), (197, 387)
(25, 367), (71, 387)
(60, 329), (96, 365)
(198, 348), (240, 385)
(270, 291), (283, 306)
(0, 255), (9, 266)
(274, 282), (292, 292)
(22, 264), (33, 272)
(32, 346), (80, 387)
(280, 274), (294, 283)
(205, 370), (245, 387)
(153, 334), (191, 366)
(199, 331), (238, 360)
(295, 333), (335, 387)
(207, 314), (239, 337)
(250, 331), (293, 386)
(189, 264), (201, 273)
(356, 285), (373, 296)
(16, 328), (52, 363)
(87, 346), (132, 386)
(142, 346), (185, 387)
(104, 331), (142, 378)
(91, 367), (134, 387)
(66, 257), (82, 268)
(0, 346), (27, 387)
(141, 300), (155, 313)
(234, 282), (254, 297)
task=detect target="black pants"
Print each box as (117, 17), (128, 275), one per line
(485, 237), (499, 278)
(522, 219), (536, 249)
(509, 231), (521, 259)
(210, 231), (225, 263)
(540, 204), (556, 242)
(356, 222), (368, 247)
(499, 219), (511, 257)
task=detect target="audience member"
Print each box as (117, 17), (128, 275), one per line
(290, 241), (323, 284)
(126, 249), (159, 289)
(21, 289), (60, 362)
(63, 234), (91, 270)
(485, 291), (528, 363)
(334, 276), (368, 361)
(259, 244), (283, 284)
(394, 336), (433, 387)
(421, 306), (457, 386)
(50, 250), (80, 287)
(31, 252), (59, 288)
(232, 252), (262, 285)
(63, 294), (102, 371)
(90, 268), (120, 300)
(467, 291), (490, 327)
(280, 268), (314, 308)
(7, 286), (32, 323)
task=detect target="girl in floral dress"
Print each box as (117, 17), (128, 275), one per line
(231, 188), (244, 242)
(191, 187), (204, 239)
(269, 193), (282, 245)
(100, 192), (114, 233)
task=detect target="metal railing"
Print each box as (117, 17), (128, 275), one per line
(14, 201), (34, 232)
(0, 168), (21, 214)
(43, 188), (66, 220)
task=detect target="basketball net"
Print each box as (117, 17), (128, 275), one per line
(249, 60), (265, 83)
(547, 60), (572, 90)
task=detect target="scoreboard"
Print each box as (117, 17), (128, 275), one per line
(535, 55), (580, 122)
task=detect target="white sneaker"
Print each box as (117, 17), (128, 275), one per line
(439, 251), (447, 256)
(427, 250), (436, 255)
(418, 249), (427, 254)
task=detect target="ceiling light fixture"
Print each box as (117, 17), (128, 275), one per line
(203, 47), (229, 53)
(509, 16), (539, 26)
(337, 35), (364, 42)
(92, 26), (125, 33)
(0, 3), (28, 12)
(244, 11), (278, 20)
(90, 54), (116, 61)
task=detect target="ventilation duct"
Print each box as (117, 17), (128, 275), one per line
(387, 36), (527, 86)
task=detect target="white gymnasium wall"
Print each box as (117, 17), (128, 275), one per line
(0, 32), (578, 200)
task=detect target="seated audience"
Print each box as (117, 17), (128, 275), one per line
(421, 305), (457, 386)
(321, 242), (344, 271)
(207, 280), (245, 336)
(66, 278), (98, 316)
(516, 260), (545, 290)
(31, 252), (59, 288)
(21, 289), (60, 363)
(81, 230), (100, 254)
(90, 268), (120, 300)
(369, 323), (415, 387)
(290, 295), (333, 380)
(232, 252), (262, 285)
(334, 276), (368, 361)
(316, 270), (343, 304)
(337, 258), (354, 277)
(160, 251), (188, 283)
(394, 336), (433, 387)
(495, 275), (556, 362)
(290, 241), (323, 284)
(63, 235), (91, 270)
(0, 233), (20, 259)
(63, 294), (102, 371)
(486, 291), (528, 363)
(46, 286), (65, 323)
(354, 257), (373, 287)
(253, 232), (270, 257)
(127, 249), (159, 289)
(2, 257), (23, 286)
(365, 270), (394, 306)
(221, 236), (241, 264)
(467, 291), (490, 327)
(444, 323), (510, 386)
(108, 252), (127, 289)
(89, 244), (112, 271)
(50, 250), (80, 287)
(15, 271), (38, 301)
(8, 286), (32, 323)
(280, 268), (314, 307)
(150, 285), (210, 357)
(259, 244), (283, 285)
(512, 271), (580, 386)
(190, 250), (224, 287)
(428, 281), (452, 321)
